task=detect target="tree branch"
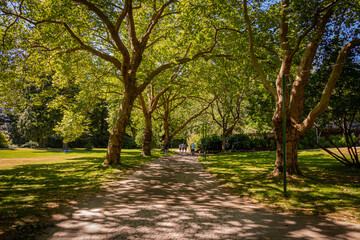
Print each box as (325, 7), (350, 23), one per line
(170, 96), (217, 139)
(73, 0), (130, 60)
(141, 0), (177, 48)
(290, 0), (339, 59)
(243, 0), (277, 99)
(297, 38), (360, 133)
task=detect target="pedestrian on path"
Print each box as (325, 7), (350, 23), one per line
(190, 143), (195, 155)
(164, 144), (169, 156)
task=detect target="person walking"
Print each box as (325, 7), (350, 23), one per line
(164, 144), (169, 156)
(190, 143), (195, 155)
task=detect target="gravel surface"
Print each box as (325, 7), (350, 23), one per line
(36, 153), (360, 240)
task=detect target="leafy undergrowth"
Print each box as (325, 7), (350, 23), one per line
(199, 149), (360, 223)
(0, 148), (166, 236)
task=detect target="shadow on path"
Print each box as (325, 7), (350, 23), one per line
(37, 153), (360, 240)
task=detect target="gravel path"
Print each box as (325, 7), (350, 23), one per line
(37, 153), (360, 240)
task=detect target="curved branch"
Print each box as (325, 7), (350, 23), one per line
(115, 0), (129, 32)
(243, 0), (277, 99)
(141, 0), (177, 47)
(137, 28), (219, 93)
(170, 96), (217, 139)
(297, 39), (360, 134)
(73, 0), (130, 60)
(126, 0), (140, 50)
(290, 0), (339, 59)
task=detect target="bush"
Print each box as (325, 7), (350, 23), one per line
(20, 141), (38, 148)
(200, 134), (222, 151)
(0, 132), (9, 148)
(226, 134), (252, 150)
(84, 141), (93, 151)
(123, 134), (138, 149)
(46, 134), (63, 148)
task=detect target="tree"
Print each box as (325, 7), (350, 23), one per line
(306, 40), (360, 168)
(137, 65), (184, 156)
(156, 73), (217, 148)
(206, 59), (248, 151)
(13, 72), (62, 148)
(1, 0), (219, 165)
(242, 0), (360, 175)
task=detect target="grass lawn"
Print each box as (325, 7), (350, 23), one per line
(0, 148), (167, 235)
(199, 149), (360, 223)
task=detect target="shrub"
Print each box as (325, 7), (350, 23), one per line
(84, 141), (93, 151)
(20, 141), (38, 148)
(0, 132), (9, 148)
(226, 134), (252, 150)
(200, 134), (222, 151)
(46, 134), (63, 148)
(123, 134), (138, 149)
(251, 136), (266, 150)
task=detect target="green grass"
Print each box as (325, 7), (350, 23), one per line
(199, 150), (360, 223)
(0, 148), (107, 159)
(0, 148), (167, 235)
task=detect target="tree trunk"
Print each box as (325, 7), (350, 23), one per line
(222, 133), (226, 152)
(163, 109), (171, 148)
(62, 142), (68, 149)
(103, 90), (137, 165)
(142, 113), (152, 156)
(273, 111), (303, 176)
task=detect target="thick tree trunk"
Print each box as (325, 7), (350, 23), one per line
(273, 111), (303, 176)
(103, 90), (137, 165)
(142, 113), (152, 156)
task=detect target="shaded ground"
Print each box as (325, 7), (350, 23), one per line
(34, 153), (360, 240)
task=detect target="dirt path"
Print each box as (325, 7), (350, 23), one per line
(37, 153), (360, 240)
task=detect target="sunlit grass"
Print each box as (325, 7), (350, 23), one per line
(199, 149), (360, 223)
(0, 148), (107, 159)
(0, 148), (167, 235)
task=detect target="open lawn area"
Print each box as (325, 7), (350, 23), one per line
(0, 148), (166, 235)
(199, 149), (360, 223)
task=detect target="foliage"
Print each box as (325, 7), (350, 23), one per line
(0, 132), (9, 148)
(226, 133), (276, 151)
(226, 134), (252, 150)
(199, 150), (360, 223)
(54, 110), (87, 144)
(123, 134), (138, 149)
(187, 134), (201, 149)
(20, 141), (38, 149)
(250, 135), (276, 151)
(245, 87), (274, 134)
(200, 134), (222, 151)
(0, 148), (163, 236)
(305, 39), (360, 167)
(45, 134), (63, 148)
(15, 74), (62, 147)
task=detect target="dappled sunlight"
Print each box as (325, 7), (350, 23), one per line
(35, 153), (360, 240)
(199, 151), (360, 223)
(0, 150), (160, 236)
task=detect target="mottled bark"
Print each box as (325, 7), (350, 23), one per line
(104, 89), (137, 165)
(142, 113), (152, 156)
(273, 111), (302, 175)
